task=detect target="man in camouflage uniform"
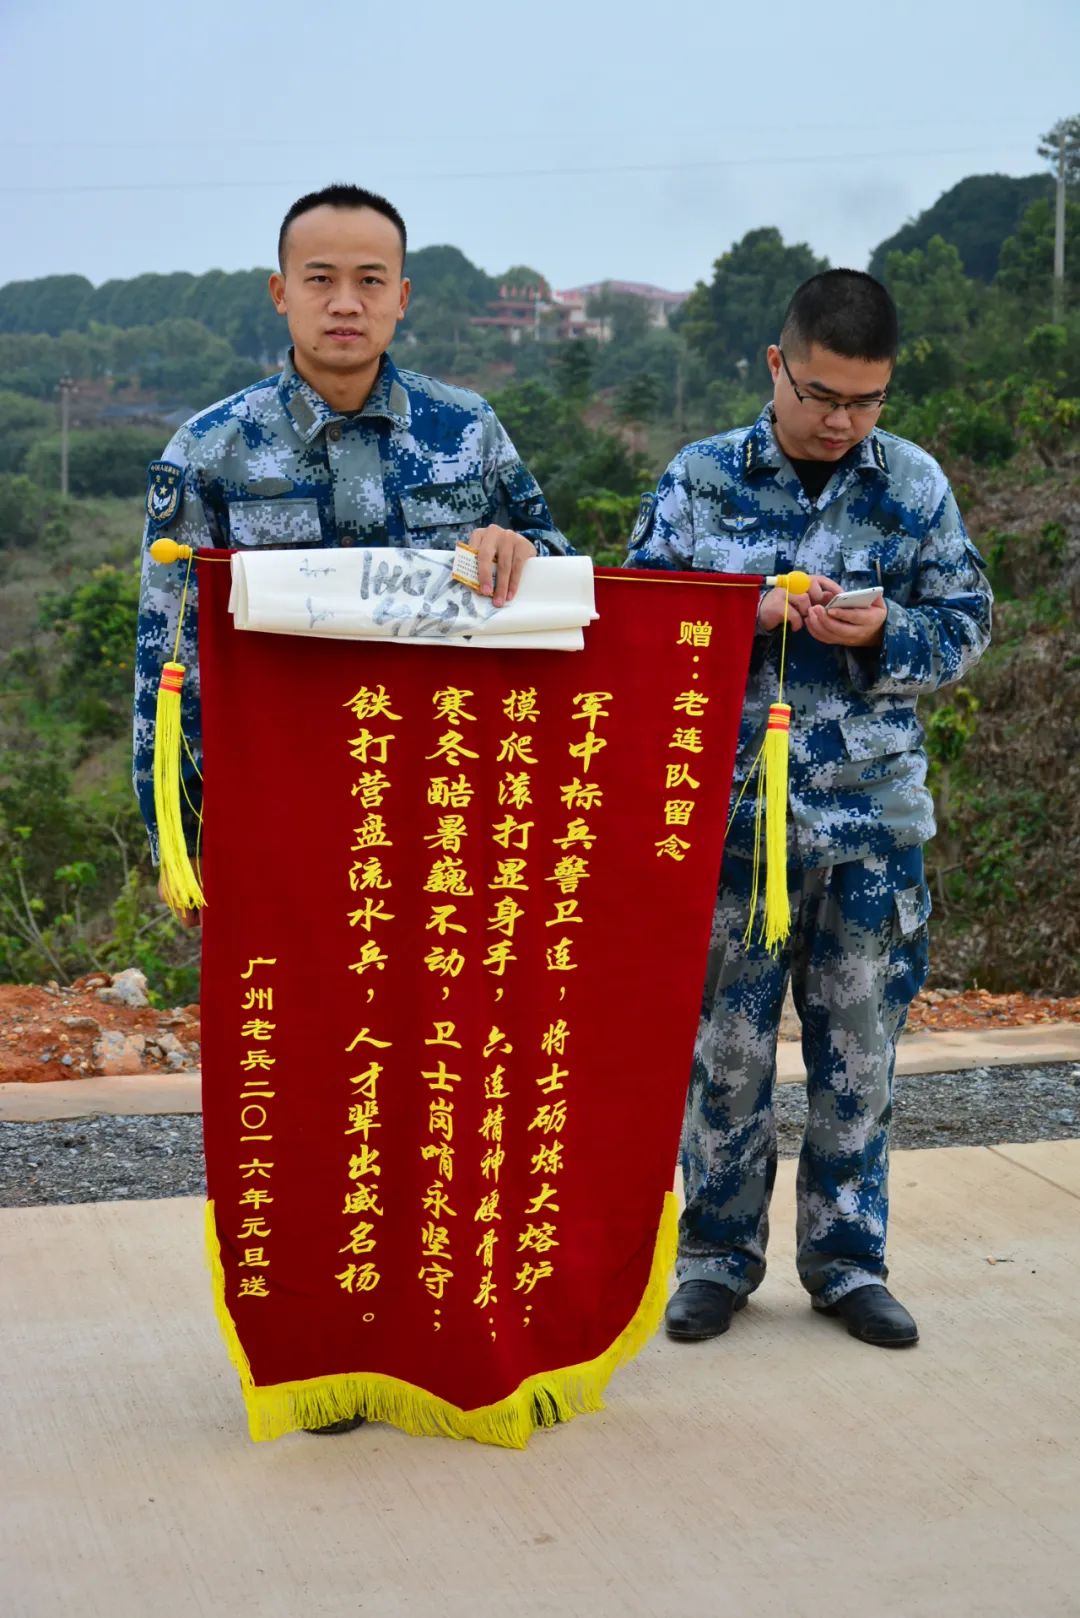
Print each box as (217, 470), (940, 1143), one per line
(629, 270), (991, 1347)
(134, 182), (569, 871)
(133, 186), (568, 1432)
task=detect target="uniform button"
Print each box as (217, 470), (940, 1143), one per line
(327, 424), (342, 443)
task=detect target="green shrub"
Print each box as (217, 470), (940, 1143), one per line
(25, 425), (165, 498)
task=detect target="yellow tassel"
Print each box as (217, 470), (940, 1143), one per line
(761, 702), (792, 951)
(153, 660), (205, 914)
(737, 571), (807, 953)
(204, 1194), (678, 1447)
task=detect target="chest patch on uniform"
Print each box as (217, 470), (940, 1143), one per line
(145, 461), (184, 529)
(720, 514), (760, 533)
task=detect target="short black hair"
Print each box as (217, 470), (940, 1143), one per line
(277, 184), (407, 271)
(780, 270), (898, 363)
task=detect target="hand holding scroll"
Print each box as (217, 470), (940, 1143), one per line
(470, 526), (537, 608)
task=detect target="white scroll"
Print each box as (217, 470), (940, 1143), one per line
(228, 549), (597, 652)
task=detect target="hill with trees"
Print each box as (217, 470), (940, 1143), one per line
(1, 143), (1078, 999)
(868, 172), (1054, 282)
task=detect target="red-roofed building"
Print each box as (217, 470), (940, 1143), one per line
(554, 281), (690, 340)
(468, 282), (573, 344)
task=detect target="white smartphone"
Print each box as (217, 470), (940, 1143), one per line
(826, 586), (884, 612)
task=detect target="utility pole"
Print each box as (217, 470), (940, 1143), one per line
(58, 375), (75, 498)
(1038, 114), (1078, 323)
(1054, 128), (1066, 324)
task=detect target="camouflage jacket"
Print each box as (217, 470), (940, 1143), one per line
(133, 351), (570, 859)
(628, 408), (992, 866)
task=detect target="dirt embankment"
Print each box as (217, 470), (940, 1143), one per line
(0, 975), (200, 1085)
(1, 977), (1077, 1086)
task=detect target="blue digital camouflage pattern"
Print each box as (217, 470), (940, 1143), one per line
(678, 845), (929, 1305)
(628, 406), (993, 866)
(133, 351), (570, 858)
(631, 407), (990, 1303)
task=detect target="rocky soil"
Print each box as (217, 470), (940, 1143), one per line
(1, 975), (1075, 1091)
(0, 970), (200, 1084)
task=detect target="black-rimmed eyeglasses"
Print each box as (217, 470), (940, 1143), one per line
(778, 348), (888, 416)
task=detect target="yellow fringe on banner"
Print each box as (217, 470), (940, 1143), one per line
(204, 1195), (678, 1448)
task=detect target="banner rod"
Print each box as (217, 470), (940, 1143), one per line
(147, 542), (810, 597)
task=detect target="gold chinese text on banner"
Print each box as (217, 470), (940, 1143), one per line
(192, 559), (762, 1444)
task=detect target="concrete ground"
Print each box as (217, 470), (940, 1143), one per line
(3, 1139), (1078, 1618)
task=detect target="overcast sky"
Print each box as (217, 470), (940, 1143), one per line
(2, 0), (1076, 295)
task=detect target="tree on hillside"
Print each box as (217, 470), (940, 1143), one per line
(867, 174), (1054, 284)
(0, 390), (55, 474)
(0, 472), (68, 548)
(487, 376), (645, 550)
(493, 264), (549, 292)
(886, 236), (981, 339)
(214, 269), (287, 364)
(489, 379), (569, 465)
(553, 340), (594, 405)
(592, 325), (685, 415)
(997, 198), (1080, 305)
(584, 287), (652, 346)
(180, 269), (285, 365)
(0, 329), (102, 397)
(178, 269), (246, 347)
(0, 275), (94, 336)
(405, 245), (496, 311)
(614, 372), (660, 456)
(0, 311), (262, 408)
(108, 317), (255, 399)
(884, 236), (982, 397)
(680, 227), (828, 379)
(38, 565), (141, 734)
(84, 272), (197, 330)
(25, 425), (176, 498)
(400, 246), (498, 361)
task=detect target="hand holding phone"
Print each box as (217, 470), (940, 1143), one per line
(825, 585), (884, 612)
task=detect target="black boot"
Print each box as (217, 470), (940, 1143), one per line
(306, 1415), (367, 1435)
(664, 1279), (748, 1341)
(819, 1285), (918, 1347)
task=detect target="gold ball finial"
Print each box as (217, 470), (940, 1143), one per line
(777, 570), (812, 595)
(149, 539), (193, 564)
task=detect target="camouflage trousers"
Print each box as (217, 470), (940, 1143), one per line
(677, 845), (931, 1306)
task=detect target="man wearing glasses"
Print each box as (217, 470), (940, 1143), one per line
(628, 270), (992, 1349)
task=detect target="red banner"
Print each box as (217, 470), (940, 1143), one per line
(197, 561), (757, 1444)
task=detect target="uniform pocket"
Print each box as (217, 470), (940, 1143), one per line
(886, 880), (932, 1012)
(400, 480), (490, 549)
(839, 710), (924, 761)
(227, 497), (323, 548)
(893, 881), (932, 937)
(839, 533), (918, 602)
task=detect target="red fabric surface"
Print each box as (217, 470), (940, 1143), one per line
(197, 561), (757, 1409)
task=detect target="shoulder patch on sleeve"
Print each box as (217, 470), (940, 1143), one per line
(629, 492), (657, 547)
(145, 461), (184, 531)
